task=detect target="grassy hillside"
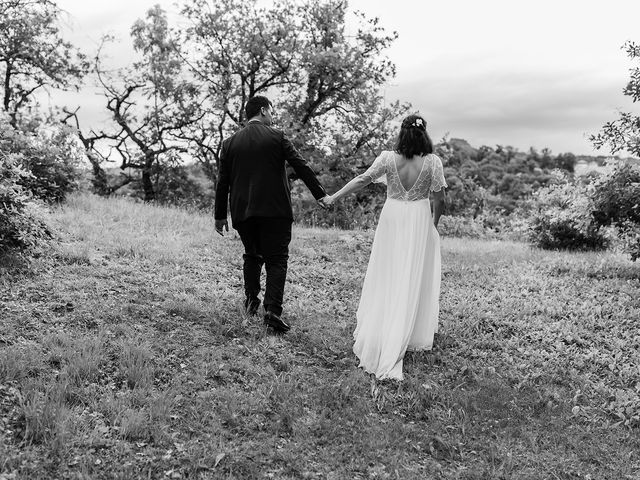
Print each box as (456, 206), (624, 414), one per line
(1, 193), (639, 479)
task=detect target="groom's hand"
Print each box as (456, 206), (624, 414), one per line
(215, 219), (229, 236)
(318, 195), (332, 209)
(317, 196), (329, 209)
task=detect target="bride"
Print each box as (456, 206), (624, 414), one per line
(326, 114), (447, 380)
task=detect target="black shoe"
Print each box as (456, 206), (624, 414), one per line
(244, 297), (260, 316)
(263, 311), (290, 333)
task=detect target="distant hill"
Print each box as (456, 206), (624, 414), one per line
(448, 138), (476, 157)
(448, 138), (638, 164)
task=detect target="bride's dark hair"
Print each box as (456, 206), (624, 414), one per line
(395, 114), (433, 158)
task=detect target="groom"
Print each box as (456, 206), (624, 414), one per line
(214, 96), (329, 333)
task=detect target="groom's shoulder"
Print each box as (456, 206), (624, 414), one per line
(265, 125), (286, 137)
(263, 125), (290, 144)
(242, 123), (285, 138)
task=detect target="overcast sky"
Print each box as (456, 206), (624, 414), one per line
(54, 0), (640, 156)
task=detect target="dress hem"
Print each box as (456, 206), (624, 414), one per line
(356, 362), (404, 381)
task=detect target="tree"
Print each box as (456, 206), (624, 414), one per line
(89, 6), (201, 201)
(0, 0), (88, 128)
(591, 41), (640, 157)
(590, 41), (640, 260)
(180, 0), (408, 183)
(555, 152), (576, 172)
(72, 0), (405, 206)
(62, 107), (132, 196)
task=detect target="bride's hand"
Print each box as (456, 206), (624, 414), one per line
(320, 195), (335, 207)
(318, 195), (332, 209)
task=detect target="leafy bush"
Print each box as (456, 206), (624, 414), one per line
(0, 155), (51, 252)
(154, 164), (213, 209)
(436, 215), (486, 238)
(292, 179), (386, 229)
(478, 208), (531, 241)
(591, 161), (640, 260)
(442, 174), (486, 216)
(293, 190), (385, 230)
(0, 118), (83, 204)
(528, 174), (608, 251)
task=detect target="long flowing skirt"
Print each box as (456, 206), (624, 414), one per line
(353, 198), (441, 380)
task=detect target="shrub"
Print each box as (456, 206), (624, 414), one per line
(442, 172), (486, 217)
(478, 208), (531, 241)
(0, 117), (83, 204)
(154, 164), (212, 209)
(292, 181), (386, 230)
(528, 174), (608, 251)
(437, 215), (488, 238)
(591, 160), (640, 260)
(0, 154), (51, 252)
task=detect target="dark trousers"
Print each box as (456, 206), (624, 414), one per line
(234, 217), (292, 316)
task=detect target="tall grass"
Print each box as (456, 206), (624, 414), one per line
(0, 193), (637, 479)
(54, 193), (216, 263)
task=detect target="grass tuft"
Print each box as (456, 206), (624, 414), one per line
(16, 378), (72, 449)
(0, 341), (45, 382)
(118, 339), (154, 390)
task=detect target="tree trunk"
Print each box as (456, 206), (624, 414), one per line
(3, 63), (17, 127)
(142, 154), (155, 201)
(3, 63), (11, 112)
(84, 152), (110, 195)
(200, 159), (217, 183)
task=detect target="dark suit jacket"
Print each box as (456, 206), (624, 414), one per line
(214, 121), (326, 224)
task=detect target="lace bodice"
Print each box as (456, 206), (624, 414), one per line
(361, 151), (447, 201)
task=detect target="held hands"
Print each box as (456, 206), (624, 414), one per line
(317, 195), (336, 209)
(215, 219), (229, 236)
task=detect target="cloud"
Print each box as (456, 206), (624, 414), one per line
(388, 62), (634, 154)
(49, 0), (640, 157)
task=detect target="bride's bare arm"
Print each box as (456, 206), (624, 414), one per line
(432, 190), (445, 228)
(329, 174), (372, 203)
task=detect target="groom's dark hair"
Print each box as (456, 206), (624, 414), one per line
(245, 96), (273, 120)
(395, 114), (433, 158)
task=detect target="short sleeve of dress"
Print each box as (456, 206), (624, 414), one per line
(361, 151), (388, 184)
(430, 154), (447, 192)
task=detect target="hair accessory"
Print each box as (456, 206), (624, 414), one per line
(412, 118), (425, 128)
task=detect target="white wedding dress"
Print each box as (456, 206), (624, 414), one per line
(353, 151), (447, 380)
